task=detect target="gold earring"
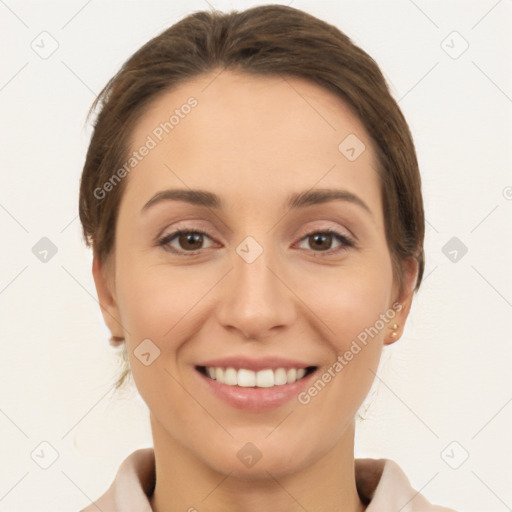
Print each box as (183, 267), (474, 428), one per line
(389, 323), (399, 338)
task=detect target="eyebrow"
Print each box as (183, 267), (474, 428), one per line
(141, 188), (372, 216)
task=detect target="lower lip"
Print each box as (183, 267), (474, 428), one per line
(195, 367), (317, 411)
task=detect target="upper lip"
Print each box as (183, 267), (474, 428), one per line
(196, 356), (317, 372)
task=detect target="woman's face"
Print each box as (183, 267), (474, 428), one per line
(93, 70), (417, 478)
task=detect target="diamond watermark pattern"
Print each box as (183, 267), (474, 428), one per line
(440, 441), (469, 469)
(30, 31), (59, 60)
(237, 442), (262, 468)
(236, 236), (263, 264)
(441, 31), (469, 60)
(31, 441), (59, 469)
(134, 338), (161, 366)
(442, 236), (468, 263)
(338, 133), (366, 162)
(32, 237), (58, 263)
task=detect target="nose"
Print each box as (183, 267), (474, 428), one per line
(215, 240), (296, 341)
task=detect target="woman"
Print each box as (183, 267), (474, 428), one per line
(78, 4), (457, 511)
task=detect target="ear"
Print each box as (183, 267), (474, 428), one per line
(92, 252), (124, 341)
(384, 257), (419, 346)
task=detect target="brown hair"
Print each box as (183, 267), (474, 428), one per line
(79, 4), (425, 391)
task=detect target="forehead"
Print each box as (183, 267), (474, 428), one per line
(120, 69), (382, 221)
(131, 69), (374, 153)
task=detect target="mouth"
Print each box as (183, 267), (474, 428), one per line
(195, 365), (318, 388)
(194, 364), (319, 410)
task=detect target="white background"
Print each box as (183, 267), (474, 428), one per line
(0, 1), (511, 511)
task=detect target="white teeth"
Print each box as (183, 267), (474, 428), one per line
(203, 366), (311, 387)
(296, 368), (306, 380)
(223, 367), (238, 385)
(274, 368), (288, 385)
(237, 368), (256, 387)
(256, 369), (274, 388)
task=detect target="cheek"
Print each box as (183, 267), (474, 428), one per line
(299, 260), (392, 406)
(300, 257), (394, 342)
(114, 262), (218, 398)
(116, 235), (393, 390)
(116, 243), (393, 359)
(115, 268), (199, 417)
(116, 256), (206, 338)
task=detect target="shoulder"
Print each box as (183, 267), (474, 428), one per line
(355, 457), (459, 511)
(79, 448), (155, 512)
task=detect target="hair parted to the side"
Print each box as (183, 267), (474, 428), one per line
(79, 4), (425, 392)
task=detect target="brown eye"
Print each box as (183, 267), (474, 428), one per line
(298, 229), (354, 254)
(158, 227), (354, 256)
(308, 233), (334, 251)
(158, 229), (214, 254)
(177, 232), (204, 251)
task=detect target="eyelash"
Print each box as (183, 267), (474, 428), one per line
(156, 226), (355, 257)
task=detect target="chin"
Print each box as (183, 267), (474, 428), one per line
(198, 439), (313, 481)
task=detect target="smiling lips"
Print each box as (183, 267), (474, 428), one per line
(195, 358), (319, 410)
(196, 356), (317, 387)
(199, 366), (315, 387)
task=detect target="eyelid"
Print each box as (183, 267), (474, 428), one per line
(296, 222), (354, 241)
(158, 220), (354, 241)
(155, 223), (217, 254)
(156, 221), (356, 256)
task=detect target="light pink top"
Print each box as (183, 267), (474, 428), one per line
(79, 448), (458, 511)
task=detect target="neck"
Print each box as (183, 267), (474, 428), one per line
(149, 416), (366, 512)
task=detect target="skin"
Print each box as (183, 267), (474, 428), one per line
(92, 69), (418, 512)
